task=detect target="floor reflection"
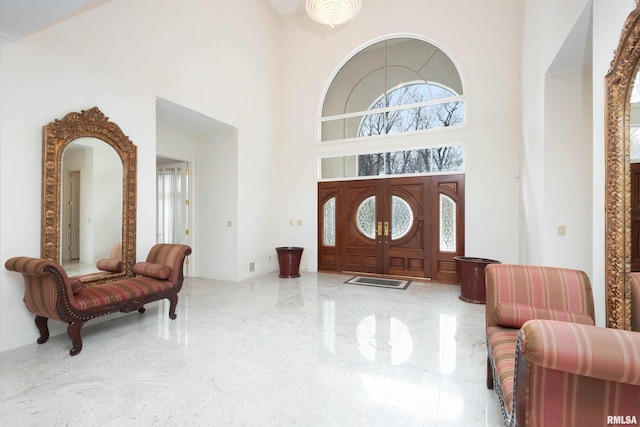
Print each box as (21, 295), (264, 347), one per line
(0, 272), (503, 426)
(357, 315), (413, 365)
(61, 259), (98, 276)
(323, 300), (336, 354)
(439, 313), (457, 374)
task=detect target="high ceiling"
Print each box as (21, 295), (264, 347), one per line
(0, 0), (304, 42)
(0, 0), (99, 42)
(268, 0), (305, 16)
(0, 0), (305, 136)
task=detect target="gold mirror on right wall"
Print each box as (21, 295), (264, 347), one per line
(605, 0), (640, 330)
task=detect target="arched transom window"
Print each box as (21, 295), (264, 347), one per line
(321, 37), (464, 142)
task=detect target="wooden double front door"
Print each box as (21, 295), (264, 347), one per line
(318, 175), (464, 283)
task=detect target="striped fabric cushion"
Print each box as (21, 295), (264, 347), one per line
(23, 274), (62, 320)
(521, 320), (640, 385)
(485, 264), (595, 328)
(96, 258), (122, 273)
(526, 365), (640, 426)
(487, 326), (519, 412)
(495, 303), (595, 329)
(69, 278), (83, 295)
(71, 277), (173, 311)
(520, 320), (640, 425)
(133, 262), (171, 280)
(145, 244), (190, 284)
(5, 257), (67, 320)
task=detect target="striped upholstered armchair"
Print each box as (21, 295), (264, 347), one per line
(485, 264), (640, 426)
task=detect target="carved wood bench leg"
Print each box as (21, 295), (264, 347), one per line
(138, 307), (146, 314)
(35, 316), (50, 344)
(67, 321), (85, 356)
(168, 295), (178, 320)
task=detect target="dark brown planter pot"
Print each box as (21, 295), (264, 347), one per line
(276, 247), (304, 278)
(454, 256), (501, 304)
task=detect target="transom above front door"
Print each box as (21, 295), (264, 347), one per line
(318, 175), (464, 283)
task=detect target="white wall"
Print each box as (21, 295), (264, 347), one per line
(196, 128), (242, 280)
(521, 0), (590, 267)
(542, 69), (593, 273)
(279, 0), (523, 271)
(522, 0), (635, 325)
(0, 0), (282, 351)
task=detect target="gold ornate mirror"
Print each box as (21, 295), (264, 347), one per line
(42, 107), (137, 285)
(605, 1), (640, 330)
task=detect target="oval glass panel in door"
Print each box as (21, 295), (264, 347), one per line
(356, 196), (376, 239)
(391, 195), (414, 240)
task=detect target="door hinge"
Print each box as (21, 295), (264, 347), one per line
(185, 257), (190, 265)
(185, 168), (190, 176)
(185, 199), (190, 206)
(185, 229), (190, 235)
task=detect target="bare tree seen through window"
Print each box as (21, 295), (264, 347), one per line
(355, 82), (464, 177)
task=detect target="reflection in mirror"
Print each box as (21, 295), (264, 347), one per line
(631, 71), (640, 274)
(42, 107), (137, 286)
(631, 71), (640, 161)
(61, 138), (123, 276)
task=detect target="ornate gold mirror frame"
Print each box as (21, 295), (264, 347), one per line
(42, 107), (137, 285)
(605, 1), (640, 330)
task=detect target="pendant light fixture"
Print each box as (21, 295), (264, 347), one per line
(305, 0), (362, 28)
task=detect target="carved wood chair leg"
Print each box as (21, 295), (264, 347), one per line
(487, 357), (494, 389)
(168, 295), (178, 320)
(35, 316), (49, 344)
(67, 321), (85, 356)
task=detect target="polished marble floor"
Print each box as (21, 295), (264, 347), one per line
(0, 272), (504, 426)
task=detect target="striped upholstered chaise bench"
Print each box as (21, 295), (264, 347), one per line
(5, 243), (191, 356)
(485, 263), (640, 426)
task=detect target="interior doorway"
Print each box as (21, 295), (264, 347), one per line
(318, 174), (465, 283)
(156, 157), (193, 277)
(156, 160), (189, 244)
(156, 158), (192, 275)
(62, 170), (81, 262)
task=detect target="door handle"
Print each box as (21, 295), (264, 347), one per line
(384, 221), (389, 236)
(377, 222), (382, 236)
